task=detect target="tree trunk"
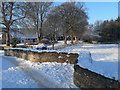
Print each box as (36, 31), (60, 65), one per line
(39, 28), (43, 41)
(71, 35), (74, 44)
(36, 11), (41, 43)
(6, 28), (10, 46)
(55, 34), (58, 42)
(52, 41), (54, 49)
(51, 34), (55, 50)
(64, 34), (67, 44)
(75, 36), (79, 43)
(36, 32), (40, 44)
(39, 14), (43, 41)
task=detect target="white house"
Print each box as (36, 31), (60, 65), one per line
(0, 28), (37, 44)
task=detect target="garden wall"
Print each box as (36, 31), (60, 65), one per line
(4, 49), (79, 64)
(74, 64), (120, 88)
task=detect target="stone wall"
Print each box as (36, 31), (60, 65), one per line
(4, 49), (79, 64)
(74, 64), (120, 88)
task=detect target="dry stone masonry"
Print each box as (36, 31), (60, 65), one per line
(4, 48), (78, 64)
(74, 64), (120, 88)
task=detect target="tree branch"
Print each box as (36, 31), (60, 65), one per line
(10, 16), (25, 26)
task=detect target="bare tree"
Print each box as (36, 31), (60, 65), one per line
(43, 11), (61, 49)
(22, 2), (53, 43)
(1, 2), (25, 46)
(48, 2), (88, 44)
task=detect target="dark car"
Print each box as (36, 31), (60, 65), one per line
(36, 46), (47, 50)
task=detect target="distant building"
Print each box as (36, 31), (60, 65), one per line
(15, 33), (37, 44)
(0, 28), (37, 44)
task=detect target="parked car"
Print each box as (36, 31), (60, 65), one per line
(36, 46), (47, 50)
(36, 43), (48, 50)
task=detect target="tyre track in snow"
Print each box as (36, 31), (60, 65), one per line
(2, 55), (62, 88)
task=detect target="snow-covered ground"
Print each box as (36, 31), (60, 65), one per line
(1, 50), (77, 88)
(1, 43), (119, 88)
(58, 44), (119, 81)
(0, 51), (40, 88)
(26, 62), (76, 88)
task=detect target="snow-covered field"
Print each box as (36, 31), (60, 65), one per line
(58, 44), (119, 81)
